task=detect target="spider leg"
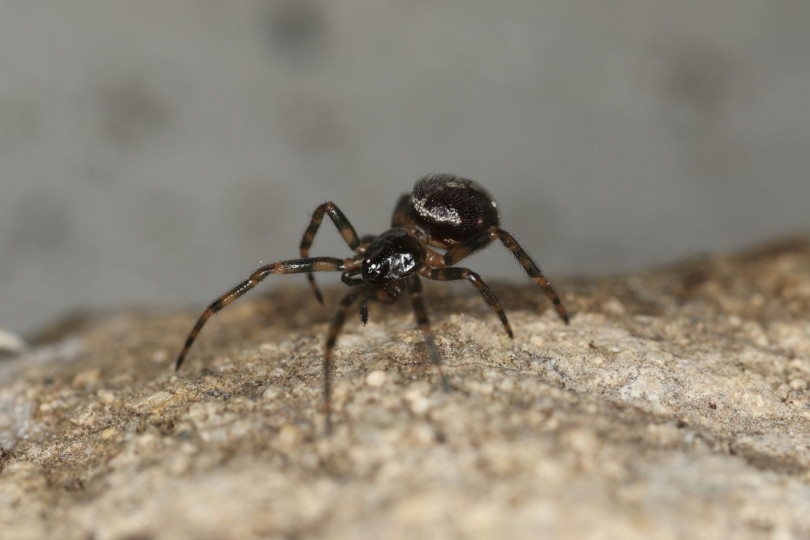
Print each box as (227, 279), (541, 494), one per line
(175, 256), (355, 371)
(491, 229), (569, 324)
(420, 267), (513, 338)
(443, 227), (569, 324)
(323, 288), (361, 434)
(442, 231), (493, 266)
(406, 274), (450, 391)
(391, 193), (411, 227)
(300, 202), (362, 304)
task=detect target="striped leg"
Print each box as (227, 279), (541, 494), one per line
(421, 267), (513, 338)
(175, 257), (350, 371)
(406, 275), (450, 391)
(323, 289), (361, 434)
(299, 202), (361, 303)
(491, 229), (569, 324)
(443, 227), (569, 324)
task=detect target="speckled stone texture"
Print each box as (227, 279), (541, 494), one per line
(1, 238), (809, 539)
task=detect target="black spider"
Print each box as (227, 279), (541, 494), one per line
(175, 174), (569, 432)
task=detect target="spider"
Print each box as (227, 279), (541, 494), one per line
(175, 173), (569, 432)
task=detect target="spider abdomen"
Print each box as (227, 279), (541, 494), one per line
(408, 173), (500, 248)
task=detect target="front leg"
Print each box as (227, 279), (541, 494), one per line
(300, 202), (362, 303)
(175, 256), (354, 371)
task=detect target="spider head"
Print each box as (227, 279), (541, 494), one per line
(362, 228), (425, 284)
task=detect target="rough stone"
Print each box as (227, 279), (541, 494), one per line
(1, 238), (810, 539)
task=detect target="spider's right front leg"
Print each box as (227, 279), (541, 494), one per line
(175, 256), (354, 371)
(300, 202), (361, 304)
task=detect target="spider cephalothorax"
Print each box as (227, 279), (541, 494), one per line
(361, 228), (425, 284)
(175, 173), (569, 432)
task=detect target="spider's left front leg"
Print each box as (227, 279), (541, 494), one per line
(300, 202), (362, 304)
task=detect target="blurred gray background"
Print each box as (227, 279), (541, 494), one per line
(1, 0), (809, 337)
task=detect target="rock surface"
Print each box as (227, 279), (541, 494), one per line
(1, 238), (810, 539)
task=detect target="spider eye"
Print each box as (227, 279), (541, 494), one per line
(363, 258), (391, 282)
